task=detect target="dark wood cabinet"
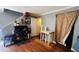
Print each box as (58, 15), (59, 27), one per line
(14, 26), (31, 44)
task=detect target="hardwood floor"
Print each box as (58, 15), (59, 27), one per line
(0, 37), (72, 52)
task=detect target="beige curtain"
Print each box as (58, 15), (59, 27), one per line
(55, 11), (77, 44)
(55, 14), (65, 43)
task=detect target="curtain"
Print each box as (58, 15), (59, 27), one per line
(55, 11), (77, 44)
(55, 14), (65, 43)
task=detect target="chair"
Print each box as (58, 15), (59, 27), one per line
(40, 26), (54, 45)
(4, 35), (14, 47)
(40, 26), (45, 41)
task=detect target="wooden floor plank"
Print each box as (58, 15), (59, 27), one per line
(0, 37), (72, 52)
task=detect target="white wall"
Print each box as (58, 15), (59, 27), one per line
(0, 9), (22, 29)
(72, 16), (79, 50)
(0, 9), (22, 39)
(0, 29), (3, 40)
(42, 13), (56, 32)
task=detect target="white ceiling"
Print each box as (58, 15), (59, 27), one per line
(2, 6), (78, 15)
(0, 6), (79, 15)
(5, 6), (68, 13)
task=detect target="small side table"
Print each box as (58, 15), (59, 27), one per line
(40, 31), (54, 45)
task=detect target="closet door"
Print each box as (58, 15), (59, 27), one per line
(31, 18), (36, 36)
(31, 18), (41, 36)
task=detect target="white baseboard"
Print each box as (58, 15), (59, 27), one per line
(71, 48), (76, 52)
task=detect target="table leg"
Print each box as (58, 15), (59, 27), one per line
(48, 34), (51, 45)
(45, 34), (47, 43)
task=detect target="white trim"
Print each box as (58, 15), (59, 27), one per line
(41, 6), (77, 15)
(71, 48), (76, 52)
